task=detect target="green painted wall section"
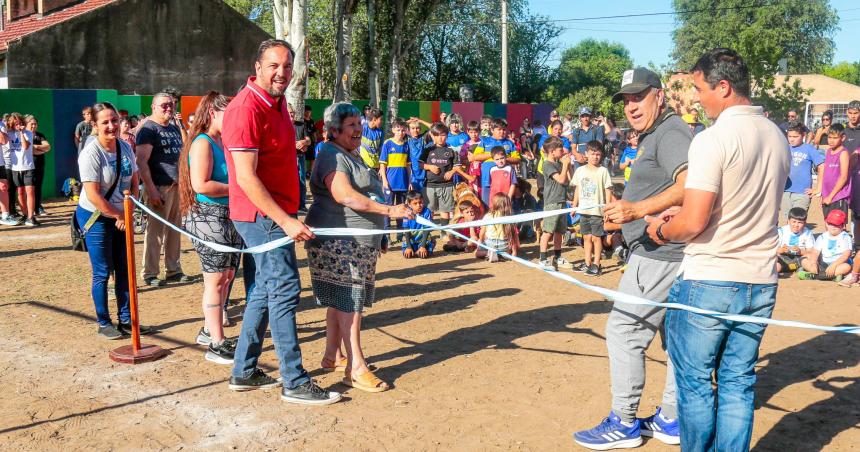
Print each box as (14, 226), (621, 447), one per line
(0, 89), (56, 197)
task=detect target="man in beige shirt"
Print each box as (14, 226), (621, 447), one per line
(644, 48), (789, 451)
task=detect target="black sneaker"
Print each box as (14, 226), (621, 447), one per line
(196, 326), (211, 345)
(24, 216), (40, 227)
(118, 322), (154, 335)
(165, 273), (194, 283)
(143, 277), (164, 287)
(98, 324), (123, 340)
(205, 341), (235, 365)
(37, 206), (47, 215)
(281, 381), (342, 406)
(228, 368), (281, 391)
(575, 262), (590, 273)
(585, 264), (602, 276)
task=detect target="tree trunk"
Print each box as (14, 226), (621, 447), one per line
(286, 0), (307, 114)
(385, 0), (407, 128)
(273, 0), (291, 40)
(367, 0), (381, 108)
(333, 0), (357, 102)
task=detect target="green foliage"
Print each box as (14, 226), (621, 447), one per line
(556, 86), (623, 121)
(553, 39), (633, 102)
(823, 61), (860, 86)
(671, 0), (838, 87)
(755, 76), (814, 121)
(223, 0), (274, 36)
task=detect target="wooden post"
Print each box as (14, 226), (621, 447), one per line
(109, 191), (166, 364)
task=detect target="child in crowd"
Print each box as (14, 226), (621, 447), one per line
(360, 107), (384, 170)
(817, 124), (851, 218)
(444, 201), (480, 252)
(462, 121), (484, 195)
(783, 123), (823, 218)
(571, 140), (614, 276)
(476, 193), (519, 262)
(776, 207), (816, 274)
(380, 119), (412, 238)
(798, 210), (853, 281)
(487, 147), (517, 201)
(602, 184), (627, 262)
(313, 129), (329, 163)
(476, 118), (520, 206)
(536, 137), (571, 270)
(402, 190), (435, 259)
(480, 115), (493, 137)
(5, 113), (37, 226)
(619, 129), (639, 184)
(419, 122), (473, 234)
(445, 114), (469, 154)
(406, 119), (427, 195)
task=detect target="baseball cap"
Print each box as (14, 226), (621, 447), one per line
(848, 100), (860, 111)
(578, 106), (592, 116)
(550, 110), (559, 116)
(825, 209), (847, 227)
(612, 67), (663, 103)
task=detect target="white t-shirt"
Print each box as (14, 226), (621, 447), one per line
(680, 105), (790, 284)
(77, 139), (138, 212)
(0, 124), (6, 166)
(777, 225), (815, 250)
(7, 130), (34, 171)
(571, 164), (612, 216)
(814, 231), (853, 264)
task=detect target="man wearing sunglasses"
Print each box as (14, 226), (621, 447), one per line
(136, 93), (190, 287)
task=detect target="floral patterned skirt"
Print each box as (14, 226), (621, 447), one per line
(306, 239), (380, 313)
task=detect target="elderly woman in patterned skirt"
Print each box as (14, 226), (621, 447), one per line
(305, 102), (413, 393)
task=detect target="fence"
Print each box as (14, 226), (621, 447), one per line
(0, 88), (554, 198)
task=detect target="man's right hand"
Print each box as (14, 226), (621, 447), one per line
(279, 216), (315, 242)
(604, 200), (640, 224)
(146, 185), (164, 208)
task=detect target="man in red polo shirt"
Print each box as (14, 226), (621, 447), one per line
(222, 39), (341, 405)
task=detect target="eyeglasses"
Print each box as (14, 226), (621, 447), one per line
(822, 117), (831, 121)
(157, 103), (175, 110)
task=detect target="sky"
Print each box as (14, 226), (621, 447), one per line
(530, 0), (859, 69)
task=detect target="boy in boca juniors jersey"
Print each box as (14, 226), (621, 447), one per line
(379, 118), (412, 234)
(462, 121), (484, 195)
(474, 118), (520, 207)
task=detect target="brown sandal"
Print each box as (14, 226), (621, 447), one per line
(320, 357), (348, 372)
(343, 369), (390, 393)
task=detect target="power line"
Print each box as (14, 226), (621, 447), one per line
(559, 27), (671, 35)
(426, 1), (781, 27)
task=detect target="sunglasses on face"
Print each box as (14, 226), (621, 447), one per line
(157, 103), (175, 110)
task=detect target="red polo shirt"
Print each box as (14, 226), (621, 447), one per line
(222, 77), (299, 221)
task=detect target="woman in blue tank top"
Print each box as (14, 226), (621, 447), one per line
(178, 92), (242, 365)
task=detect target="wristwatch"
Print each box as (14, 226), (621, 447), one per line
(656, 222), (667, 242)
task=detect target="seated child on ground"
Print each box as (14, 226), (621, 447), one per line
(476, 193), (520, 262)
(402, 190), (435, 259)
(444, 201), (480, 252)
(776, 207), (815, 273)
(798, 210), (853, 280)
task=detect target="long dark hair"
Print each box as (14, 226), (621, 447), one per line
(178, 91), (230, 215)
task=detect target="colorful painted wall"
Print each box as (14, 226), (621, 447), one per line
(0, 88), (553, 198)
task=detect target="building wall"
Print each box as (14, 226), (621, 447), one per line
(6, 0), (269, 94)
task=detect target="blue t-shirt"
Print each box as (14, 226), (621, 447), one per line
(408, 137), (427, 185)
(446, 132), (469, 153)
(538, 134), (572, 152)
(314, 141), (325, 159)
(190, 134), (229, 205)
(785, 143), (824, 194)
(379, 138), (411, 192)
(620, 146), (638, 165)
(570, 125), (605, 155)
(402, 206), (434, 231)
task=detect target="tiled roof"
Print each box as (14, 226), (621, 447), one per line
(0, 0), (117, 52)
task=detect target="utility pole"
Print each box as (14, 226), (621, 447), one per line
(501, 0), (508, 104)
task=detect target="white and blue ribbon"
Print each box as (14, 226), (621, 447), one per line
(130, 196), (860, 335)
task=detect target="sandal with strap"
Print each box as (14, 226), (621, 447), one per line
(320, 357), (348, 372)
(343, 369), (390, 393)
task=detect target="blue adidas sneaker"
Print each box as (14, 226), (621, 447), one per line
(573, 411), (642, 450)
(639, 406), (680, 445)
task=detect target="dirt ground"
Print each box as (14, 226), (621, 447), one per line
(1, 199), (858, 451)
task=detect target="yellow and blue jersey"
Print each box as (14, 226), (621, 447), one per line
(360, 124), (384, 169)
(379, 138), (411, 191)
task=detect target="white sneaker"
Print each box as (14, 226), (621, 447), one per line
(556, 256), (574, 269)
(534, 258), (555, 270)
(487, 250), (499, 263)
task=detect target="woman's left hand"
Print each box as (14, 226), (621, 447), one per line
(115, 219), (126, 231)
(388, 204), (415, 220)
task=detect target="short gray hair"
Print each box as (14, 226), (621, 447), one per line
(324, 102), (361, 133)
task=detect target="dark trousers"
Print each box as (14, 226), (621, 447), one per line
(6, 165), (17, 216)
(34, 154), (45, 209)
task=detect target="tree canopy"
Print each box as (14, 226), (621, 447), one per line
(823, 61), (860, 86)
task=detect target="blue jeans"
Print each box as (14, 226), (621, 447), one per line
(666, 277), (777, 452)
(77, 206), (130, 327)
(232, 214), (309, 389)
(297, 156), (307, 210)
